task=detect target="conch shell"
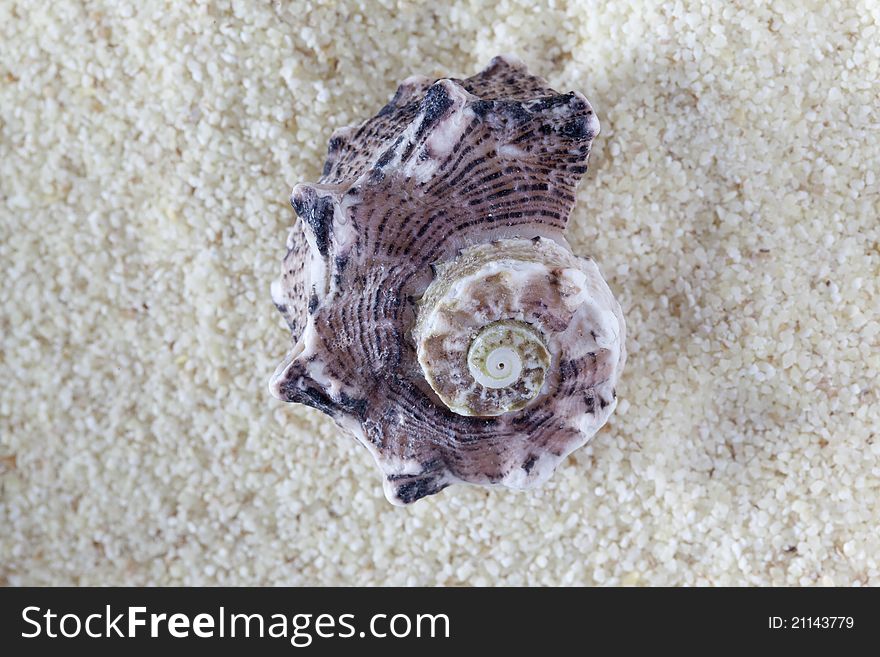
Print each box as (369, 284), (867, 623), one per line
(269, 55), (626, 505)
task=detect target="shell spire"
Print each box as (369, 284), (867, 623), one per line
(270, 55), (626, 505)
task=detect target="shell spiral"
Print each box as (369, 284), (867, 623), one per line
(269, 55), (626, 505)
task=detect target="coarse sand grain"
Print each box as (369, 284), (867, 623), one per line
(1, 0), (879, 585)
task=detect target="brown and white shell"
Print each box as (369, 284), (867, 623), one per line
(269, 55), (626, 505)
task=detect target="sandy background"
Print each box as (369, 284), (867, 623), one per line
(2, 0), (879, 585)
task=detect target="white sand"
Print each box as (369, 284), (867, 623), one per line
(2, 0), (879, 586)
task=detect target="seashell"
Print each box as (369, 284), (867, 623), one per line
(269, 55), (626, 505)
